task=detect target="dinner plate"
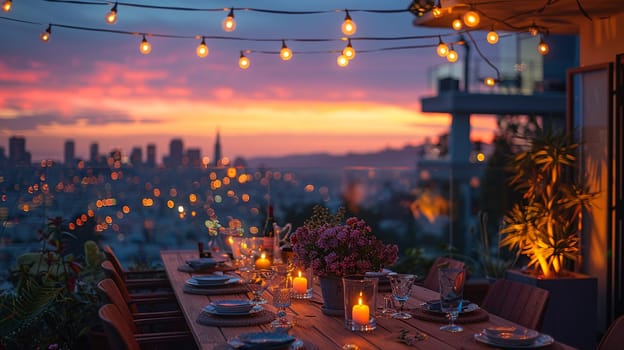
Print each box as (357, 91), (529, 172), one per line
(210, 299), (255, 313)
(185, 276), (241, 288)
(421, 300), (479, 314)
(483, 326), (540, 346)
(474, 332), (554, 348)
(230, 332), (297, 349)
(191, 275), (232, 285)
(203, 304), (263, 316)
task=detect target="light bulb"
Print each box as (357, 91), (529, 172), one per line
(463, 10), (480, 27)
(196, 38), (208, 58)
(40, 25), (51, 42)
(487, 30), (499, 44)
(105, 3), (118, 24)
(436, 39), (449, 57)
(2, 0), (12, 12)
(529, 22), (539, 36)
(139, 35), (151, 55)
(432, 6), (442, 18)
(222, 9), (236, 32)
(452, 18), (463, 31)
(538, 38), (549, 55)
(238, 52), (250, 69)
(342, 39), (356, 60)
(280, 40), (292, 61)
(484, 77), (496, 86)
(341, 10), (356, 36)
(337, 54), (349, 67)
(447, 47), (458, 62)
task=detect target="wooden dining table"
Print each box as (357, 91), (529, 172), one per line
(161, 250), (576, 350)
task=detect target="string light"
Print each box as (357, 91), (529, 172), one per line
(463, 10), (480, 28)
(196, 37), (208, 58)
(2, 0), (11, 12)
(238, 51), (250, 69)
(222, 8), (236, 32)
(529, 22), (539, 36)
(537, 36), (549, 55)
(139, 34), (151, 54)
(105, 2), (117, 25)
(436, 36), (448, 57)
(342, 39), (356, 60)
(446, 45), (458, 62)
(432, 3), (443, 18)
(486, 27), (499, 44)
(451, 17), (463, 31)
(337, 54), (349, 67)
(341, 10), (356, 36)
(40, 24), (51, 42)
(279, 40), (292, 61)
(484, 77), (496, 86)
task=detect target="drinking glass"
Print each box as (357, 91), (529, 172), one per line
(239, 267), (273, 305)
(388, 273), (417, 319)
(269, 264), (293, 330)
(238, 237), (265, 269)
(438, 267), (465, 332)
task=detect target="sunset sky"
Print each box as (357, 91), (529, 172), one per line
(0, 0), (499, 162)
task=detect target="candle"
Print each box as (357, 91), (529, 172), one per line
(255, 252), (271, 269)
(293, 270), (308, 294)
(352, 294), (370, 325)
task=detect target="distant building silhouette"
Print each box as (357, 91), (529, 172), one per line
(9, 136), (30, 166)
(90, 142), (100, 165)
(186, 148), (201, 168)
(64, 140), (75, 166)
(214, 130), (222, 167)
(146, 144), (156, 168)
(130, 147), (143, 167)
(165, 139), (184, 168)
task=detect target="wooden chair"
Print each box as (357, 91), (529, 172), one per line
(597, 315), (624, 350)
(103, 245), (170, 289)
(421, 256), (465, 292)
(481, 279), (549, 330)
(99, 304), (194, 350)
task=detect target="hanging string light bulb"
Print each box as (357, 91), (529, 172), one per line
(537, 36), (549, 55)
(484, 77), (496, 86)
(447, 45), (458, 62)
(341, 10), (356, 36)
(238, 51), (250, 69)
(222, 8), (236, 32)
(279, 40), (292, 61)
(436, 36), (449, 57)
(2, 0), (12, 12)
(342, 39), (356, 60)
(40, 24), (51, 42)
(196, 37), (209, 58)
(337, 54), (349, 67)
(462, 10), (480, 27)
(529, 21), (539, 36)
(486, 27), (499, 44)
(139, 35), (151, 55)
(452, 17), (463, 31)
(105, 2), (118, 25)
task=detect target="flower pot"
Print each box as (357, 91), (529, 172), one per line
(319, 275), (344, 316)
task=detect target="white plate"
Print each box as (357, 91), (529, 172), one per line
(191, 275), (231, 285)
(421, 300), (479, 314)
(202, 304), (263, 316)
(474, 332), (554, 348)
(210, 299), (254, 313)
(483, 327), (540, 346)
(185, 276), (240, 288)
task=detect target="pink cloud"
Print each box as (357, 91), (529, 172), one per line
(0, 61), (49, 83)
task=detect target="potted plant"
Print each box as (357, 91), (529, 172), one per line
(498, 127), (598, 349)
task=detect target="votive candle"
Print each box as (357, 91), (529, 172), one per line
(255, 252), (271, 269)
(293, 270), (308, 294)
(352, 294), (370, 325)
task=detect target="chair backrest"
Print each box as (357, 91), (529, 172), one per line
(101, 260), (137, 312)
(481, 279), (549, 330)
(99, 304), (141, 350)
(104, 245), (127, 277)
(597, 315), (624, 350)
(98, 278), (139, 334)
(423, 256), (465, 291)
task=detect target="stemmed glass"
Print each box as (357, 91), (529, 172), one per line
(388, 273), (417, 319)
(238, 237), (265, 269)
(239, 267), (273, 305)
(269, 263), (294, 330)
(438, 267), (465, 332)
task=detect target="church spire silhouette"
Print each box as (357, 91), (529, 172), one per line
(213, 128), (222, 167)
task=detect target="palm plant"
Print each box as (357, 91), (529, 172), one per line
(499, 127), (597, 278)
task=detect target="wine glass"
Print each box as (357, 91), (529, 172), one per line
(239, 267), (273, 305)
(238, 237), (265, 269)
(438, 267), (465, 332)
(269, 263), (293, 330)
(388, 273), (417, 319)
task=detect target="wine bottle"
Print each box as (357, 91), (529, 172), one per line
(263, 205), (276, 237)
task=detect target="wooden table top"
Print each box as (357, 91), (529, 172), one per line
(161, 250), (576, 350)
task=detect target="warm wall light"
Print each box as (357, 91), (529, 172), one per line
(452, 17), (463, 31)
(436, 37), (448, 57)
(538, 37), (549, 55)
(222, 8), (236, 32)
(280, 40), (292, 61)
(463, 10), (480, 27)
(342, 39), (356, 60)
(447, 46), (458, 62)
(105, 2), (118, 24)
(196, 38), (209, 58)
(2, 0), (12, 12)
(238, 51), (250, 69)
(337, 54), (349, 67)
(487, 28), (499, 44)
(341, 10), (356, 36)
(40, 24), (51, 42)
(484, 77), (496, 86)
(139, 35), (151, 55)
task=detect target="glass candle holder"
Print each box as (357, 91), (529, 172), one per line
(342, 275), (378, 332)
(291, 267), (313, 299)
